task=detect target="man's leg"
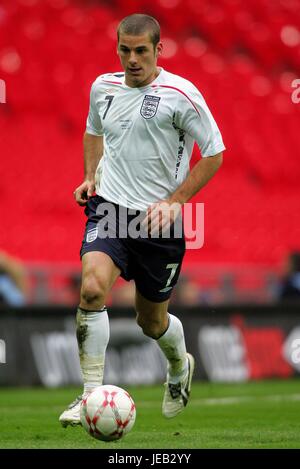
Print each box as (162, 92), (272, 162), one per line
(59, 251), (120, 427)
(135, 290), (194, 419)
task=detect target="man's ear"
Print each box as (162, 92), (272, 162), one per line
(156, 41), (163, 57)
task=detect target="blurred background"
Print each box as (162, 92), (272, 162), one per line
(0, 0), (300, 387)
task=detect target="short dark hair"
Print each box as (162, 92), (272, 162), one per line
(117, 14), (160, 47)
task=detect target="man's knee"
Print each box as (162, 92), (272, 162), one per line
(81, 274), (107, 306)
(136, 312), (166, 339)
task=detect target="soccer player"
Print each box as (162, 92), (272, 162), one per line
(59, 13), (225, 426)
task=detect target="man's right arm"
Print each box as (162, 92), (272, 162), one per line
(74, 132), (103, 206)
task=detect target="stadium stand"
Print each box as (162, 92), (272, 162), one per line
(0, 0), (299, 303)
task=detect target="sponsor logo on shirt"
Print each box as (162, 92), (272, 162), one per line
(105, 88), (118, 94)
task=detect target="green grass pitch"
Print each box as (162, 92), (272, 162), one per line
(0, 379), (300, 449)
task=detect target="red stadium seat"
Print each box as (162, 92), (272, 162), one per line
(0, 0), (299, 265)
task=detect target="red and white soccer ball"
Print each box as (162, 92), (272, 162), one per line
(80, 385), (136, 442)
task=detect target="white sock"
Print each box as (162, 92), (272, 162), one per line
(76, 306), (109, 395)
(156, 313), (188, 384)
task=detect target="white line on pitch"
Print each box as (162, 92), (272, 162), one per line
(138, 393), (300, 407)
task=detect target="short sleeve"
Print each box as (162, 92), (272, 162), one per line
(175, 85), (225, 157)
(86, 81), (103, 136)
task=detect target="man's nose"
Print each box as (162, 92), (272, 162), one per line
(128, 51), (137, 64)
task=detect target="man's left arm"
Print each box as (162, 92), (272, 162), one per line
(169, 152), (223, 205)
(144, 153), (222, 234)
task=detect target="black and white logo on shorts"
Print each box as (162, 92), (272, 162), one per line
(140, 95), (160, 119)
(86, 227), (98, 243)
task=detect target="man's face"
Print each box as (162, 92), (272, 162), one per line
(117, 32), (162, 88)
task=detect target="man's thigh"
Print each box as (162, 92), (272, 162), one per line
(135, 288), (169, 317)
(130, 237), (186, 303)
(80, 195), (131, 280)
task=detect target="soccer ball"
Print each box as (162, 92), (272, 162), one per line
(80, 385), (136, 441)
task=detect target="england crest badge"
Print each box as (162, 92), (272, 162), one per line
(86, 227), (98, 243)
(140, 95), (160, 119)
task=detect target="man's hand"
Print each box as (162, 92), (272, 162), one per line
(73, 180), (95, 206)
(142, 200), (182, 237)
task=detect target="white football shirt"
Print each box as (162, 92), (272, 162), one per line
(86, 68), (225, 210)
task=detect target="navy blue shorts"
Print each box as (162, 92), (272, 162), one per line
(80, 195), (186, 302)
